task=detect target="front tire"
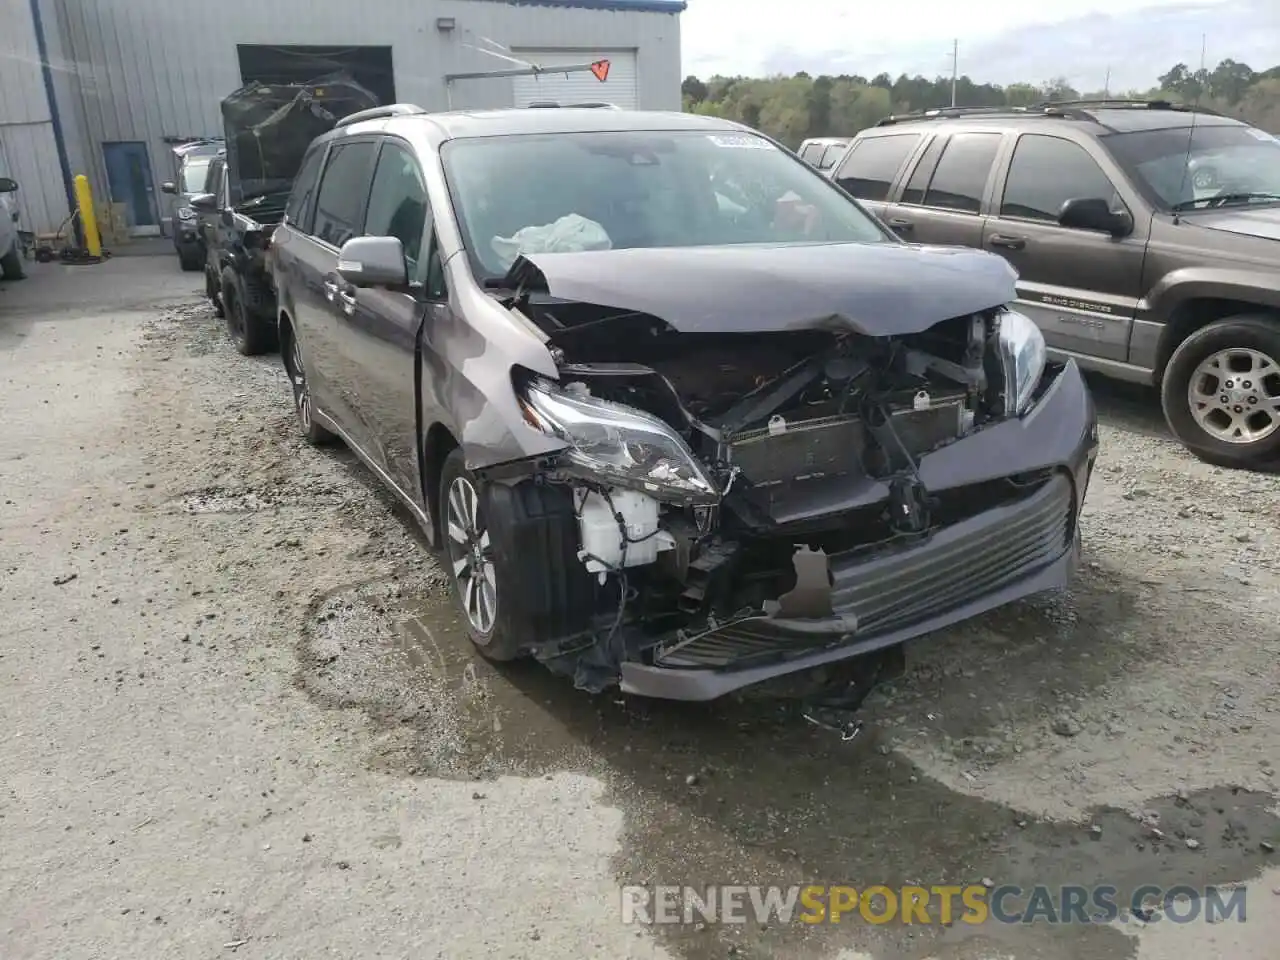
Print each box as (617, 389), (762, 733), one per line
(0, 243), (25, 280)
(206, 267), (224, 318)
(220, 267), (271, 356)
(1162, 314), (1280, 467)
(282, 329), (334, 445)
(178, 247), (202, 272)
(439, 449), (522, 661)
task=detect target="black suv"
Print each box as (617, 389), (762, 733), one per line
(830, 100), (1280, 467)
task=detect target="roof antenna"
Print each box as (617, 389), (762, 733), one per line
(1172, 33), (1207, 224)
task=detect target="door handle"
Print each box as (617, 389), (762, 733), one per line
(337, 289), (357, 315)
(323, 279), (338, 302)
(887, 218), (914, 232)
(989, 234), (1027, 250)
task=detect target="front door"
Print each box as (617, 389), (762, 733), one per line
(982, 133), (1147, 363)
(102, 141), (158, 236)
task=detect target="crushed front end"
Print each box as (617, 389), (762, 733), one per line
(491, 286), (1098, 702)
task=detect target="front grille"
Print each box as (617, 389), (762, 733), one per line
(651, 473), (1074, 670)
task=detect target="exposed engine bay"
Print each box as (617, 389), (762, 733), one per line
(494, 292), (1054, 701)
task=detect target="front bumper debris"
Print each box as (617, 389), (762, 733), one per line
(619, 360), (1098, 701)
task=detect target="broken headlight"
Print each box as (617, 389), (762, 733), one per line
(997, 309), (1046, 416)
(520, 380), (719, 503)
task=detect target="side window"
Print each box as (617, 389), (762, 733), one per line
(312, 141), (377, 248)
(1001, 134), (1119, 223)
(833, 134), (921, 201)
(920, 132), (1001, 214)
(285, 145), (326, 232)
(362, 141), (428, 270)
(203, 158), (221, 195)
(900, 136), (946, 205)
(217, 165), (228, 208)
(817, 143), (847, 171)
(799, 143), (823, 165)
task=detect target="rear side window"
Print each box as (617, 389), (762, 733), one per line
(817, 143), (846, 171)
(285, 145), (327, 232)
(1001, 134), (1117, 221)
(312, 141), (377, 247)
(203, 157), (222, 195)
(799, 142), (824, 165)
(833, 134), (921, 201)
(363, 141), (429, 271)
(920, 132), (1001, 213)
(900, 136), (946, 205)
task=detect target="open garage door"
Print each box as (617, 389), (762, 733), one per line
(510, 50), (638, 108)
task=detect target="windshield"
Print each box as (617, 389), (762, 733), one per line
(181, 157), (212, 194)
(1104, 123), (1280, 210)
(440, 129), (890, 279)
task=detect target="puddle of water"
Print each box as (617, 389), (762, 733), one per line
(300, 581), (1279, 960)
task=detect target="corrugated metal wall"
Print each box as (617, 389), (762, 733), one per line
(0, 0), (70, 234)
(51, 0), (681, 231)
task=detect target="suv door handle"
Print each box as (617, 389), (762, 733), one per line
(337, 289), (357, 315)
(989, 234), (1027, 250)
(887, 218), (914, 232)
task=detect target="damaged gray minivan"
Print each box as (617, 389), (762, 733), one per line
(271, 106), (1099, 703)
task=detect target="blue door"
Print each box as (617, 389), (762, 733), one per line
(102, 141), (158, 234)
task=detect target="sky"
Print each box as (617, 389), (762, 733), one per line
(679, 0), (1279, 92)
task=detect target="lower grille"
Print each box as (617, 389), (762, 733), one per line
(652, 473), (1074, 670)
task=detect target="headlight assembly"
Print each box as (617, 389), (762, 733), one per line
(996, 309), (1047, 416)
(519, 379), (719, 504)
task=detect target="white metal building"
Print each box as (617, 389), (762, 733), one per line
(1, 0), (684, 237)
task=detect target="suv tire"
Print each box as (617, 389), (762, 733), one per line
(439, 448), (523, 662)
(220, 266), (272, 356)
(1, 244), (25, 280)
(1162, 314), (1280, 467)
(178, 247), (202, 272)
(206, 267), (224, 318)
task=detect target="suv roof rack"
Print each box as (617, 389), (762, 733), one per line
(334, 104), (427, 128)
(525, 100), (622, 109)
(875, 98), (1223, 127)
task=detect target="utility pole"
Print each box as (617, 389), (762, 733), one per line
(950, 39), (958, 106)
(1103, 66), (1111, 98)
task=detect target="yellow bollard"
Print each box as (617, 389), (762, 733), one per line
(73, 174), (102, 258)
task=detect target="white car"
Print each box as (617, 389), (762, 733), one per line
(0, 176), (24, 280)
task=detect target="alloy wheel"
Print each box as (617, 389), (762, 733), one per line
(1187, 347), (1280, 445)
(445, 475), (497, 635)
(288, 337), (312, 431)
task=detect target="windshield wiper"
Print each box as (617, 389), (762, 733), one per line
(1171, 192), (1280, 212)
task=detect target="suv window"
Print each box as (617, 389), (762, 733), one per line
(920, 132), (1001, 213)
(363, 141), (428, 270)
(800, 142), (824, 165)
(1001, 134), (1118, 222)
(285, 145), (326, 232)
(900, 136), (946, 205)
(817, 143), (847, 171)
(204, 157), (223, 197)
(833, 134), (921, 201)
(313, 140), (377, 247)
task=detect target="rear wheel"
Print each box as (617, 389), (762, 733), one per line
(1162, 315), (1280, 467)
(439, 449), (523, 661)
(0, 244), (25, 280)
(205, 267), (224, 318)
(177, 247), (202, 272)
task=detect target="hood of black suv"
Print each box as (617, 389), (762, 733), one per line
(220, 74), (379, 206)
(505, 242), (1018, 336)
(1184, 204), (1280, 242)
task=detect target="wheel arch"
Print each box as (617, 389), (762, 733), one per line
(421, 422), (459, 548)
(1155, 297), (1280, 382)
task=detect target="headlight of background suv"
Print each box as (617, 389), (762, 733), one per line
(178, 207), (196, 220)
(997, 310), (1047, 416)
(519, 380), (719, 503)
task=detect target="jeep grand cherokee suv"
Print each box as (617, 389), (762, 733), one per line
(269, 104), (1097, 704)
(829, 100), (1280, 467)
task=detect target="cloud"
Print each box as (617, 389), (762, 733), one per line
(681, 0), (1277, 91)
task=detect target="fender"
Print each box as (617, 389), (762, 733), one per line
(1144, 265), (1280, 362)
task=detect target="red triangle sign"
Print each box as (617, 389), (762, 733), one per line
(590, 59), (611, 82)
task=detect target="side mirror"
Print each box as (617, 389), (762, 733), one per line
(1058, 197), (1132, 237)
(188, 192), (217, 213)
(0, 177), (17, 193)
(161, 181), (177, 195)
(337, 236), (408, 288)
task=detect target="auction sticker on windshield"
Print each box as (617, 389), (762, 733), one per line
(707, 134), (771, 149)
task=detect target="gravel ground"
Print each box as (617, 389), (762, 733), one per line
(1, 259), (1277, 960)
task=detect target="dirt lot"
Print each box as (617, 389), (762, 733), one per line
(2, 258), (1277, 960)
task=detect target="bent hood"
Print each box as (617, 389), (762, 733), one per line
(505, 241), (1018, 336)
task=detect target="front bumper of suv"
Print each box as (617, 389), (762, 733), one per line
(619, 359), (1098, 701)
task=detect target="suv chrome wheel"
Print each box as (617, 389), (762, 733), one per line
(1187, 347), (1280, 445)
(289, 336), (313, 431)
(445, 475), (497, 635)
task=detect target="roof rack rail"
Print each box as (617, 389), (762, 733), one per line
(876, 105), (1036, 126)
(876, 98), (1224, 127)
(334, 104), (427, 128)
(1036, 97), (1223, 116)
(525, 100), (621, 109)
